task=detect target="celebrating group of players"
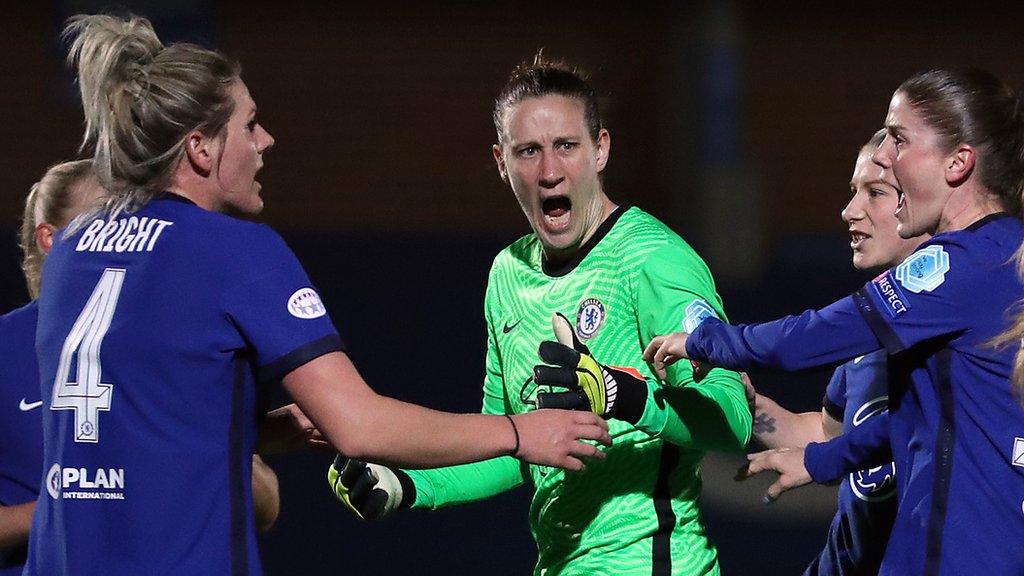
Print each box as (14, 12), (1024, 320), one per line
(1, 11), (1023, 576)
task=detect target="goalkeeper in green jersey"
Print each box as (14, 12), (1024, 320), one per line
(328, 55), (751, 576)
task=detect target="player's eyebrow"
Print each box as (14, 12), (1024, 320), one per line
(886, 123), (907, 137)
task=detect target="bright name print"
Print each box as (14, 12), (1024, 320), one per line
(75, 217), (173, 253)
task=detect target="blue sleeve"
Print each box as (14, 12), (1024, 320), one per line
(822, 364), (847, 423)
(852, 241), (970, 354)
(804, 412), (891, 483)
(221, 226), (343, 383)
(684, 296), (880, 372)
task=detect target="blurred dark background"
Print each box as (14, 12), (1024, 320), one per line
(2, 1), (1022, 574)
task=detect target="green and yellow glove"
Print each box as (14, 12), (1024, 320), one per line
(533, 313), (648, 424)
(327, 454), (415, 521)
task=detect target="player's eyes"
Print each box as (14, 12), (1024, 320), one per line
(518, 146), (538, 158)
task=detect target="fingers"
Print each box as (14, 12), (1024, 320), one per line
(538, 341), (580, 368)
(744, 449), (781, 475)
(642, 336), (664, 363)
(570, 440), (606, 461)
(536, 390), (589, 410)
(533, 364), (580, 389)
(561, 456), (585, 473)
(764, 480), (786, 503)
(575, 423), (612, 447)
(734, 462), (752, 481)
(573, 411), (609, 430)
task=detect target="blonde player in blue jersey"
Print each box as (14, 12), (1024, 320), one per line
(0, 160), (282, 574)
(329, 55), (751, 576)
(25, 14), (610, 576)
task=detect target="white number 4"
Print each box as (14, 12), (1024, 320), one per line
(52, 268), (126, 443)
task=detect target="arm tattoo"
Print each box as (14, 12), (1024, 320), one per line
(753, 412), (776, 435)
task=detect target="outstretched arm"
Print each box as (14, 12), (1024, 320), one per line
(284, 351), (611, 471)
(752, 393), (832, 449)
(645, 296), (881, 375)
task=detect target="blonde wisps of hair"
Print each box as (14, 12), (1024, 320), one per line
(63, 13), (239, 224)
(19, 160), (97, 298)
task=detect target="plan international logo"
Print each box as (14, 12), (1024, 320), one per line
(46, 464), (126, 501)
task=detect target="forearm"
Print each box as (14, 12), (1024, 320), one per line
(636, 370), (752, 452)
(405, 456), (525, 509)
(251, 455), (280, 532)
(0, 501), (35, 548)
(804, 412), (892, 483)
(285, 353), (516, 469)
(752, 394), (828, 449)
(686, 298), (880, 372)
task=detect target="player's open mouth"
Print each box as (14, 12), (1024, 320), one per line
(894, 190), (906, 217)
(541, 196), (572, 229)
(850, 230), (869, 250)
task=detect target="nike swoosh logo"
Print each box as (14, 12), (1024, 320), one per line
(19, 399), (43, 412)
(503, 319), (522, 334)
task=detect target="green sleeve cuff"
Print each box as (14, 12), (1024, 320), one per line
(634, 371), (752, 452)
(404, 456), (525, 510)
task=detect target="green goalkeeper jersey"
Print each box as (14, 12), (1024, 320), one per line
(406, 206), (750, 576)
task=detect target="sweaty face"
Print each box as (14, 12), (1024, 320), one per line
(871, 91), (951, 238)
(493, 95), (611, 262)
(842, 150), (927, 271)
(211, 80), (275, 215)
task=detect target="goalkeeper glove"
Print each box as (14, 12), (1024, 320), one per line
(327, 454), (414, 521)
(533, 312), (648, 423)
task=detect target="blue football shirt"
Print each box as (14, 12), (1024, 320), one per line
(688, 214), (1024, 575)
(24, 195), (343, 576)
(803, 350), (896, 576)
(0, 302), (42, 575)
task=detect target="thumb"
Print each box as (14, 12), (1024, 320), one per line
(552, 312), (578, 349)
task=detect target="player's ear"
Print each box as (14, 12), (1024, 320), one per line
(35, 222), (56, 254)
(184, 130), (217, 176)
(595, 129), (610, 173)
(493, 143), (509, 183)
(945, 143), (974, 186)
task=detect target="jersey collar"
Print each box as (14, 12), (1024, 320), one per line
(964, 211), (1013, 232)
(541, 204), (630, 278)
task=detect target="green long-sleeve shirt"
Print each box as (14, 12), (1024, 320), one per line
(407, 206), (750, 576)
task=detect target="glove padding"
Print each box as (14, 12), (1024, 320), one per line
(533, 313), (648, 423)
(327, 454), (412, 521)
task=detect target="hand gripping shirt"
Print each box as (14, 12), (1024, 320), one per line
(25, 195), (343, 576)
(0, 302), (42, 575)
(687, 214), (1024, 576)
(406, 206), (751, 576)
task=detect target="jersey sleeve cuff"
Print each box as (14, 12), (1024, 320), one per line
(822, 396), (844, 423)
(257, 334), (345, 384)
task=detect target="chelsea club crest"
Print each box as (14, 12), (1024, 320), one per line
(575, 298), (606, 340)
